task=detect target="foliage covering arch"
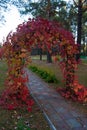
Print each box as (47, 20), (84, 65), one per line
(0, 17), (87, 111)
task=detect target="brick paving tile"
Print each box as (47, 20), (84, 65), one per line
(25, 69), (87, 130)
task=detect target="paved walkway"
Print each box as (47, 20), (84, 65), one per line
(25, 69), (87, 130)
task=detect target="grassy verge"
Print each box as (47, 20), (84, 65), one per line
(0, 60), (51, 130)
(29, 60), (64, 89)
(31, 55), (46, 61)
(29, 65), (59, 83)
(81, 59), (87, 64)
(0, 60), (8, 92)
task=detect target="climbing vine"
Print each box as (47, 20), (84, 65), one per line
(0, 17), (87, 111)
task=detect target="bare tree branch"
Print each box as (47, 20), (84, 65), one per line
(73, 0), (78, 7)
(83, 5), (87, 12)
(82, 0), (86, 4)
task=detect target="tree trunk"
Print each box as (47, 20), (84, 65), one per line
(46, 0), (52, 63)
(47, 51), (52, 63)
(39, 48), (42, 60)
(76, 0), (82, 61)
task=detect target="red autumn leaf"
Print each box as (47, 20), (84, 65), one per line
(27, 107), (32, 112)
(7, 104), (15, 110)
(27, 100), (34, 106)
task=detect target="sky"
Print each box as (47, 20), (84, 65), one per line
(0, 0), (70, 44)
(0, 5), (32, 44)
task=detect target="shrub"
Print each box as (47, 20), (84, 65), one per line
(29, 65), (59, 83)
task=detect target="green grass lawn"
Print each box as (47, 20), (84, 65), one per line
(0, 60), (51, 130)
(31, 55), (47, 61)
(81, 59), (87, 64)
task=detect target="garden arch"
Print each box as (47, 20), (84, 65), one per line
(1, 17), (87, 111)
